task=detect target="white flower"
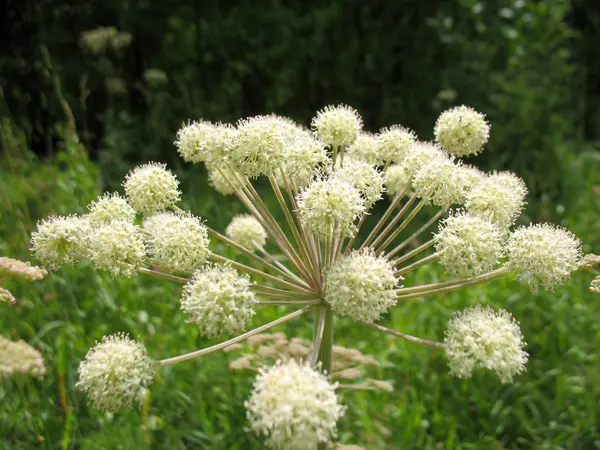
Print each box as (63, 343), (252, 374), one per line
(89, 220), (146, 277)
(225, 215), (267, 250)
(401, 142), (448, 179)
(88, 192), (136, 226)
(384, 164), (412, 198)
(506, 223), (582, 290)
(77, 333), (154, 412)
(123, 162), (181, 215)
(0, 336), (46, 377)
(445, 305), (528, 383)
(377, 125), (417, 163)
(333, 159), (384, 208)
(175, 121), (235, 165)
(324, 250), (399, 322)
(143, 211), (210, 272)
(412, 157), (469, 207)
(181, 265), (256, 339)
(311, 105), (363, 148)
(346, 133), (382, 165)
(246, 360), (345, 450)
(435, 106), (490, 157)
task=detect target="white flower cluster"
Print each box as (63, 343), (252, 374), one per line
(246, 360), (345, 450)
(384, 164), (412, 198)
(225, 215), (267, 250)
(333, 159), (384, 208)
(123, 162), (181, 215)
(88, 192), (135, 226)
(412, 157), (469, 207)
(434, 105), (490, 157)
(0, 257), (47, 280)
(0, 336), (46, 377)
(181, 265), (256, 338)
(89, 220), (146, 277)
(377, 125), (417, 163)
(445, 305), (528, 383)
(143, 211), (210, 272)
(175, 120), (235, 165)
(311, 104), (362, 148)
(346, 133), (382, 165)
(324, 250), (399, 322)
(77, 333), (154, 412)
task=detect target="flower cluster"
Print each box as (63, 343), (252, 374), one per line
(434, 106), (490, 157)
(225, 215), (267, 250)
(0, 257), (47, 281)
(0, 336), (46, 377)
(88, 192), (136, 226)
(123, 162), (181, 215)
(311, 105), (362, 148)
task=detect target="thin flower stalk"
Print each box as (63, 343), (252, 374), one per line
(375, 201), (426, 254)
(391, 239), (435, 267)
(360, 321), (447, 349)
(394, 253), (440, 277)
(386, 208), (446, 259)
(359, 188), (409, 250)
(367, 193), (419, 250)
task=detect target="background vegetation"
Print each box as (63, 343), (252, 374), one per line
(1, 0), (600, 448)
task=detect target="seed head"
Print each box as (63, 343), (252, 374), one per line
(311, 105), (363, 148)
(88, 192), (136, 226)
(143, 211), (210, 273)
(297, 178), (365, 238)
(333, 159), (384, 208)
(89, 220), (146, 277)
(181, 265), (256, 339)
(225, 215), (267, 250)
(434, 212), (504, 277)
(30, 215), (91, 270)
(445, 305), (528, 383)
(412, 158), (469, 207)
(246, 360), (345, 450)
(377, 125), (417, 163)
(506, 223), (582, 290)
(346, 133), (382, 165)
(465, 171), (527, 229)
(324, 250), (399, 322)
(435, 105), (490, 157)
(77, 333), (154, 413)
(0, 336), (46, 377)
(123, 162), (181, 215)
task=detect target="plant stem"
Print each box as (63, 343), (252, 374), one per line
(386, 208), (446, 259)
(139, 268), (191, 284)
(308, 305), (327, 367)
(360, 320), (447, 349)
(257, 299), (321, 306)
(315, 306), (334, 374)
(394, 253), (439, 277)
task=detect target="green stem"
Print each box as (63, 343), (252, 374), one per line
(315, 306), (334, 374)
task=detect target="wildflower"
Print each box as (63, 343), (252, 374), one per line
(181, 265), (256, 339)
(77, 334), (154, 412)
(297, 178), (365, 238)
(225, 215), (268, 250)
(30, 215), (91, 270)
(0, 336), (46, 377)
(89, 220), (146, 277)
(412, 158), (469, 207)
(0, 257), (47, 281)
(311, 105), (363, 148)
(279, 132), (328, 187)
(333, 159), (384, 208)
(123, 162), (181, 215)
(88, 192), (136, 226)
(0, 288), (16, 304)
(324, 250), (398, 322)
(143, 211), (210, 272)
(401, 142), (448, 179)
(384, 164), (412, 198)
(346, 133), (382, 165)
(445, 305), (528, 383)
(175, 121), (235, 166)
(506, 223), (582, 290)
(377, 125), (417, 163)
(246, 360), (345, 450)
(434, 212), (504, 277)
(434, 106), (490, 157)
(207, 165), (243, 196)
(590, 276), (600, 294)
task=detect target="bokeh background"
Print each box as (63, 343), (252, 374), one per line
(1, 0), (600, 448)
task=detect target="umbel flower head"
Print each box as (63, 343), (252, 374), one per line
(445, 305), (528, 383)
(434, 105), (490, 157)
(0, 336), (46, 377)
(346, 133), (382, 165)
(311, 104), (363, 148)
(412, 157), (469, 207)
(377, 125), (417, 163)
(434, 212), (504, 277)
(225, 215), (267, 250)
(0, 257), (47, 281)
(175, 120), (234, 165)
(333, 159), (384, 208)
(89, 220), (146, 277)
(143, 211), (210, 273)
(506, 223), (582, 290)
(384, 164), (412, 198)
(401, 142), (448, 179)
(465, 171), (527, 229)
(245, 359), (345, 450)
(181, 265), (256, 339)
(123, 162), (181, 215)
(324, 250), (399, 322)
(297, 178), (365, 238)
(208, 166), (241, 196)
(77, 333), (154, 413)
(30, 215), (91, 270)
(87, 192), (136, 226)
(279, 132), (329, 187)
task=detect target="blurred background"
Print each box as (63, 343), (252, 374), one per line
(1, 0), (600, 448)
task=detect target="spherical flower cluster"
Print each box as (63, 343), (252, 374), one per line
(384, 164), (412, 197)
(245, 360), (345, 450)
(434, 212), (504, 277)
(181, 265), (256, 339)
(506, 223), (582, 290)
(297, 178), (365, 238)
(333, 159), (384, 208)
(0, 257), (47, 281)
(77, 333), (154, 412)
(457, 164), (486, 192)
(444, 305), (528, 383)
(175, 120), (234, 165)
(208, 166), (242, 196)
(346, 133), (382, 165)
(123, 162), (181, 215)
(230, 116), (290, 178)
(401, 142), (447, 179)
(465, 171), (527, 229)
(89, 220), (146, 277)
(324, 250), (399, 322)
(377, 125), (417, 163)
(434, 106), (490, 157)
(280, 132), (328, 187)
(311, 105), (362, 148)
(412, 158), (469, 207)
(88, 192), (136, 226)
(225, 215), (267, 250)
(0, 336), (46, 377)
(143, 211), (210, 272)
(30, 215), (91, 270)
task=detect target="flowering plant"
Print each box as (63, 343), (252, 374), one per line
(30, 105), (584, 449)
